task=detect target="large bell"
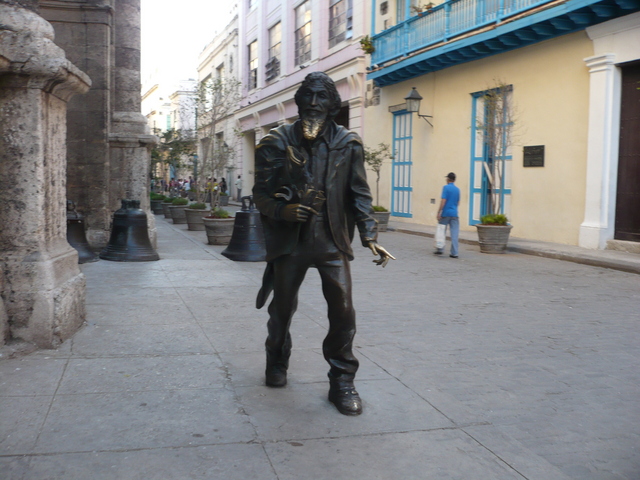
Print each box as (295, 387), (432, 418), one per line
(67, 200), (99, 264)
(221, 196), (267, 262)
(100, 199), (160, 262)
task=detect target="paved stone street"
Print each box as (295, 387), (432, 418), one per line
(1, 215), (639, 479)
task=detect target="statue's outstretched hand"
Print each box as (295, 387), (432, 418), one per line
(281, 203), (318, 222)
(368, 242), (396, 267)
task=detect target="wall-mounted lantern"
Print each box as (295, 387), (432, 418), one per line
(404, 87), (433, 126)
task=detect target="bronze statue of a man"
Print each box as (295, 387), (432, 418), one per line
(253, 72), (394, 415)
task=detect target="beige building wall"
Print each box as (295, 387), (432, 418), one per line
(364, 31), (595, 245)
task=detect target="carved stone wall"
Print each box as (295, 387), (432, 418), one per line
(0, 1), (90, 347)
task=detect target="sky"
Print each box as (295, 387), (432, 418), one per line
(140, 0), (234, 88)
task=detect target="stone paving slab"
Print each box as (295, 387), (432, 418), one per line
(238, 378), (455, 443)
(70, 323), (217, 357)
(56, 355), (227, 394)
(0, 357), (67, 396)
(0, 395), (52, 455)
(264, 428), (553, 480)
(1, 216), (638, 479)
(33, 388), (255, 454)
(11, 444), (277, 480)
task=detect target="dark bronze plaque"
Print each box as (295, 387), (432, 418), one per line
(524, 145), (544, 167)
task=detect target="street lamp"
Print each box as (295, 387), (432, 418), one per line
(404, 87), (433, 127)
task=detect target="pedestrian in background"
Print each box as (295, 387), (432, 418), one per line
(435, 172), (460, 258)
(235, 175), (243, 201)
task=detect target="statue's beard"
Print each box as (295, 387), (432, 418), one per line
(301, 116), (325, 140)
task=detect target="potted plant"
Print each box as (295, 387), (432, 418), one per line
(475, 214), (512, 253)
(150, 193), (166, 215)
(364, 143), (393, 232)
(219, 191), (229, 206)
(203, 207), (235, 245)
(184, 202), (209, 231)
(474, 81), (516, 253)
(411, 2), (435, 15)
(169, 197), (189, 224)
(161, 196), (174, 218)
(359, 35), (375, 55)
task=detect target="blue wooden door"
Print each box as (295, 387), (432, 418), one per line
(469, 89), (512, 224)
(392, 111), (413, 217)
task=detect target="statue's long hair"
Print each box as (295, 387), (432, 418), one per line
(295, 72), (342, 120)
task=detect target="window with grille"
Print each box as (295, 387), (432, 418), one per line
(329, 0), (352, 48)
(248, 41), (258, 90)
(294, 1), (311, 66)
(266, 22), (281, 82)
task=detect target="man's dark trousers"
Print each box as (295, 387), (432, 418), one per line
(265, 213), (359, 383)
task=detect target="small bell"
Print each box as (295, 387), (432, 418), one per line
(221, 196), (267, 262)
(100, 200), (160, 262)
(66, 200), (98, 264)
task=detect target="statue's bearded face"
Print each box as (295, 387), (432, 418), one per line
(297, 82), (333, 140)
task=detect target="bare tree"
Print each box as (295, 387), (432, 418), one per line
(476, 81), (515, 217)
(364, 143), (393, 210)
(196, 76), (242, 203)
(150, 128), (196, 191)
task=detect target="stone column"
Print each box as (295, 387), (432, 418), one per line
(39, 0), (115, 249)
(110, 0), (157, 246)
(579, 54), (621, 249)
(0, 2), (91, 347)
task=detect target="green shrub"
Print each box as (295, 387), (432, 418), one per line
(372, 205), (388, 212)
(480, 213), (508, 225)
(150, 193), (166, 201)
(172, 197), (189, 206)
(209, 207), (230, 219)
(220, 191), (229, 196)
(188, 202), (207, 210)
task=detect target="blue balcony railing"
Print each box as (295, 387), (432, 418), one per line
(371, 0), (552, 64)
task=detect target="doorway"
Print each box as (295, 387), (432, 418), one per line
(391, 111), (413, 217)
(614, 61), (640, 242)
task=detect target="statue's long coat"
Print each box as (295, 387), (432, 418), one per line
(253, 120), (378, 263)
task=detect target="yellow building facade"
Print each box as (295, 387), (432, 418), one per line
(364, 1), (640, 250)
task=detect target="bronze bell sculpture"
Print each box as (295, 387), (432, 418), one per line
(100, 199), (160, 262)
(66, 200), (99, 264)
(221, 196), (267, 262)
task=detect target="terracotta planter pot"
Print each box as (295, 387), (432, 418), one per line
(203, 217), (235, 245)
(169, 205), (188, 224)
(475, 224), (513, 253)
(161, 201), (173, 218)
(184, 208), (209, 231)
(372, 211), (390, 232)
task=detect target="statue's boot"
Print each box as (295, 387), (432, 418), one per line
(265, 349), (288, 387)
(328, 379), (362, 415)
(265, 363), (287, 387)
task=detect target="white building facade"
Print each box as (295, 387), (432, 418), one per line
(197, 14), (242, 197)
(235, 0), (371, 195)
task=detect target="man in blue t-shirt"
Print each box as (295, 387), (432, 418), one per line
(435, 172), (460, 258)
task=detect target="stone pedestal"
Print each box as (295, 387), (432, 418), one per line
(0, 3), (91, 347)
